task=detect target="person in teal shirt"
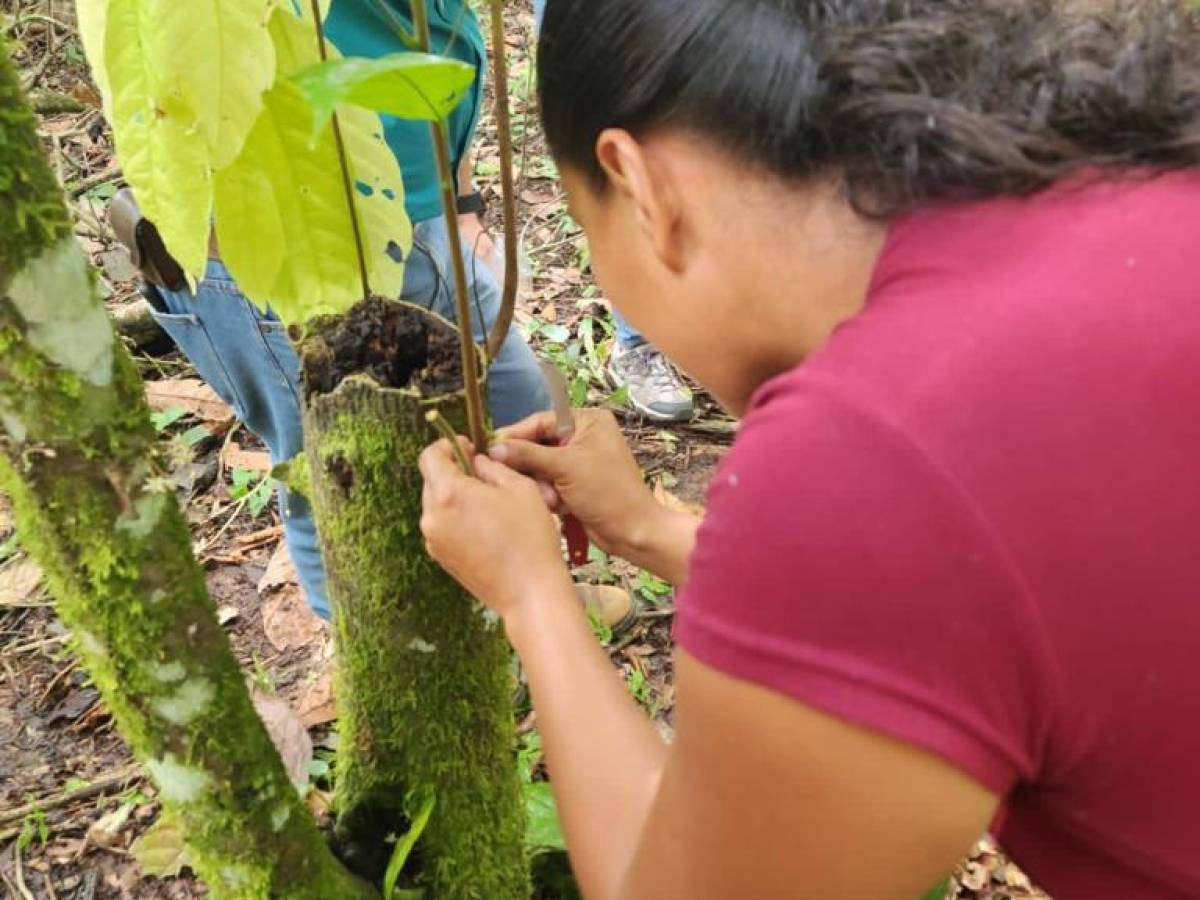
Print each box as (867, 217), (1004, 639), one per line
(145, 0), (550, 618)
(327, 0), (484, 224)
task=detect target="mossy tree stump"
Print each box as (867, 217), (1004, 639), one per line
(0, 38), (377, 900)
(298, 299), (529, 899)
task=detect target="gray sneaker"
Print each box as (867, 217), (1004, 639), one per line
(607, 342), (694, 423)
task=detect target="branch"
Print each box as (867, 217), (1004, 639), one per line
(413, 0), (489, 453)
(484, 0), (519, 362)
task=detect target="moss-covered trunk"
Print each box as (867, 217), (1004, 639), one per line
(0, 39), (376, 900)
(299, 301), (529, 899)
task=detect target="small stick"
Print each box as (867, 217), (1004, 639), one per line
(425, 411), (475, 477)
(0, 765), (141, 828)
(484, 0), (520, 362)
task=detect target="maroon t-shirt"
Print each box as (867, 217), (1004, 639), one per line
(675, 172), (1200, 898)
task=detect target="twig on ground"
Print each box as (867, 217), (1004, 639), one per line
(4, 633), (68, 656)
(36, 658), (79, 707)
(68, 165), (120, 199)
(0, 765), (142, 829)
(30, 89), (84, 114)
(11, 845), (36, 900)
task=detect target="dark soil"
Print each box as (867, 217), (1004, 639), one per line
(298, 296), (466, 400)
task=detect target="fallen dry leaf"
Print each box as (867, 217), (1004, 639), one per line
(0, 559), (44, 606)
(297, 670), (337, 728)
(144, 379), (234, 428)
(251, 689), (313, 789)
(222, 441), (272, 474)
(131, 814), (190, 879)
(87, 803), (133, 848)
(257, 541), (298, 595)
(261, 586), (324, 652)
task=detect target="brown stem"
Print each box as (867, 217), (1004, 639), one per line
(426, 410), (476, 476)
(413, 0), (489, 453)
(484, 0), (519, 363)
(309, 0), (371, 300)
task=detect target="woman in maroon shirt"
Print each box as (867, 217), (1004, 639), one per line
(420, 1), (1200, 896)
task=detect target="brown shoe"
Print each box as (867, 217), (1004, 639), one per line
(574, 584), (638, 638)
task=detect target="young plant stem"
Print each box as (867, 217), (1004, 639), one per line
(412, 0), (488, 453)
(484, 0), (519, 363)
(309, 0), (371, 301)
(426, 411), (476, 476)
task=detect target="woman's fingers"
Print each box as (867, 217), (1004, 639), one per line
(493, 410), (562, 445)
(489, 438), (564, 479)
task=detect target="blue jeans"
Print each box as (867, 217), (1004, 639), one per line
(152, 217), (551, 618)
(534, 0), (641, 350)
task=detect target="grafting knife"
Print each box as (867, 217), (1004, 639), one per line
(539, 362), (591, 566)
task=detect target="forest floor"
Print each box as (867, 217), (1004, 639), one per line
(0, 1), (1048, 898)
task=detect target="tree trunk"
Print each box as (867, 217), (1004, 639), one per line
(0, 39), (377, 900)
(298, 300), (530, 899)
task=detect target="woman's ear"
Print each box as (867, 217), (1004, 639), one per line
(594, 128), (687, 273)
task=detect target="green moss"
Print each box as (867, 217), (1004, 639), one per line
(303, 371), (529, 900)
(0, 38), (72, 289)
(0, 52), (377, 900)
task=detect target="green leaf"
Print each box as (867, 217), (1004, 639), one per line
(214, 5), (409, 323)
(920, 880), (951, 900)
(151, 407), (188, 433)
(291, 53), (476, 138)
(524, 782), (566, 854)
(538, 322), (571, 344)
(383, 792), (436, 899)
(636, 569), (672, 605)
(131, 813), (191, 879)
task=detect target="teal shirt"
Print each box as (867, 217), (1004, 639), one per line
(325, 0), (486, 223)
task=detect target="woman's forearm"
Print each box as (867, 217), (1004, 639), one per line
(614, 505), (701, 587)
(507, 582), (668, 900)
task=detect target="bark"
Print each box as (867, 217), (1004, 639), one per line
(0, 39), (377, 900)
(299, 304), (530, 899)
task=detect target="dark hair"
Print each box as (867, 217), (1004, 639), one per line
(538, 0), (1200, 216)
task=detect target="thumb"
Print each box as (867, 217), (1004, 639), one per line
(488, 438), (564, 480)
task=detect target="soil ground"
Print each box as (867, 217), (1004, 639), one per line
(0, 2), (1047, 898)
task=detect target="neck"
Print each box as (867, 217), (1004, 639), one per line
(727, 183), (887, 396)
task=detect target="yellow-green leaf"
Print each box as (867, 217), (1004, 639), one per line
(213, 5), (408, 323)
(96, 0), (279, 279)
(75, 0), (111, 112)
(104, 0), (214, 280)
(154, 0), (277, 169)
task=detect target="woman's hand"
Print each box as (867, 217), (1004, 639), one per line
(419, 439), (575, 619)
(489, 409), (663, 558)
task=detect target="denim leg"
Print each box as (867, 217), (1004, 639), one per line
(406, 217), (551, 426)
(151, 261), (331, 618)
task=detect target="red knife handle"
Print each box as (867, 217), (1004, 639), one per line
(562, 514), (590, 567)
